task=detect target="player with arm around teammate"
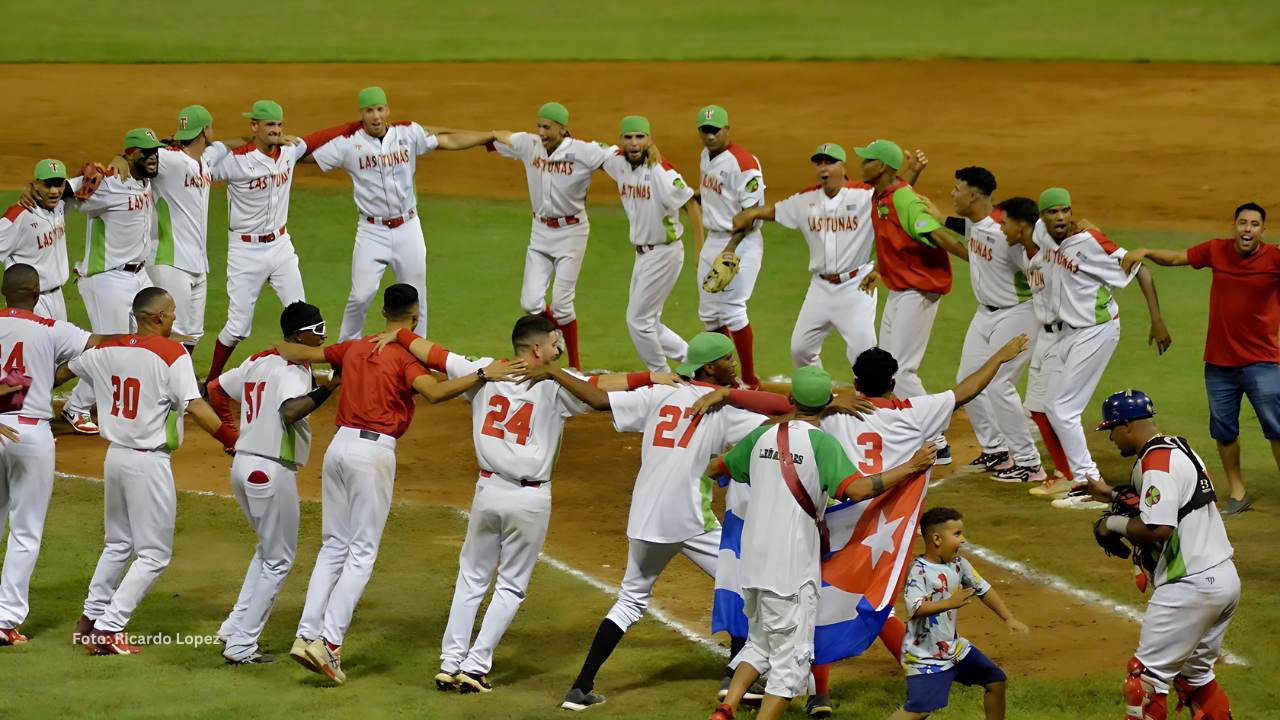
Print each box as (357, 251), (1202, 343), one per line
(205, 302), (339, 665)
(601, 115), (703, 371)
(1088, 390), (1237, 720)
(0, 160), (73, 322)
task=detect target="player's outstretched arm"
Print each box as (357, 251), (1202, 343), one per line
(187, 398), (238, 450)
(279, 372), (341, 426)
(978, 587), (1030, 634)
(1136, 265), (1173, 354)
(436, 130), (501, 151)
(834, 443), (937, 502)
(953, 334), (1030, 406)
(731, 205), (774, 235)
(1120, 247), (1189, 274)
(411, 358), (526, 403)
(592, 371), (681, 392)
(538, 366), (612, 411)
(276, 341), (331, 365)
(925, 227), (969, 261)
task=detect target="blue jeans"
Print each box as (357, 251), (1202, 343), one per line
(1204, 362), (1280, 442)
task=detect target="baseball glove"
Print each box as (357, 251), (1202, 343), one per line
(1110, 483), (1143, 517)
(701, 252), (740, 293)
(1093, 515), (1132, 559)
(0, 369), (32, 414)
(75, 163), (107, 202)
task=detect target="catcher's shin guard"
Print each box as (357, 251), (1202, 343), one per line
(1173, 677), (1232, 720)
(1123, 657), (1167, 720)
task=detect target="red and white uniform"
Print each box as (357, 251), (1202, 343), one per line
(0, 202), (71, 320)
(312, 122), (439, 340)
(439, 353), (592, 677)
(601, 152), (695, 371)
(698, 144), (765, 331)
(296, 337), (427, 647)
(494, 133), (613, 325)
(955, 211), (1041, 466)
(0, 309), (90, 629)
(148, 146), (217, 344)
(773, 181), (877, 368)
(1032, 221), (1139, 481)
(68, 335), (200, 633)
(820, 391), (956, 478)
(214, 349), (314, 661)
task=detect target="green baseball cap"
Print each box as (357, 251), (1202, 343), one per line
(697, 105), (729, 130)
(1039, 187), (1072, 211)
(538, 101), (569, 127)
(358, 86), (388, 109)
(854, 139), (904, 171)
(123, 128), (164, 150)
(620, 115), (651, 135)
(173, 105), (212, 141)
(242, 99), (284, 122)
(675, 332), (736, 378)
(811, 142), (847, 163)
(34, 158), (67, 181)
(791, 365), (834, 408)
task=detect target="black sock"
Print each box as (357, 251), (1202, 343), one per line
(573, 619), (626, 692)
(725, 635), (747, 678)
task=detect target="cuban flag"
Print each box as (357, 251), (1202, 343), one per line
(712, 473), (928, 664)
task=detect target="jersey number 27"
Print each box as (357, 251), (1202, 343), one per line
(481, 395), (533, 446)
(652, 405), (703, 449)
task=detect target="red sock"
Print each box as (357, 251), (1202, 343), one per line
(1031, 411), (1073, 480)
(810, 662), (830, 695)
(206, 339), (237, 384)
(878, 615), (906, 661)
(540, 306), (556, 323)
(560, 319), (581, 370)
(730, 324), (759, 387)
(714, 325), (732, 339)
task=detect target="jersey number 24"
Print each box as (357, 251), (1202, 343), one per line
(481, 395), (533, 445)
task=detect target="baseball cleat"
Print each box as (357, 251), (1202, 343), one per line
(933, 444), (953, 466)
(304, 638), (346, 684)
(965, 451), (1008, 471)
(1051, 487), (1108, 510)
(804, 692), (834, 718)
(992, 463), (1046, 483)
(435, 669), (460, 691)
(708, 704), (735, 720)
(560, 687), (607, 711)
(62, 409), (100, 435)
(225, 651), (276, 665)
(1029, 477), (1074, 497)
(290, 637), (323, 674)
(87, 631), (143, 655)
(0, 627), (28, 646)
(73, 614), (95, 647)
(457, 671), (493, 694)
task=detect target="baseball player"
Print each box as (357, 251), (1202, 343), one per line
(1028, 188), (1171, 501)
(1, 161), (73, 322)
(707, 366), (937, 720)
(310, 86), (499, 341)
(0, 264), (95, 645)
(730, 143), (879, 370)
(693, 105), (766, 388)
(1089, 390), (1237, 720)
(275, 284), (524, 684)
(207, 302), (339, 665)
(202, 100), (351, 388)
(490, 103), (616, 370)
(63, 287), (237, 655)
(601, 115), (703, 372)
(855, 140), (967, 463)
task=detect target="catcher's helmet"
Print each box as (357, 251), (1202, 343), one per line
(1096, 389), (1156, 430)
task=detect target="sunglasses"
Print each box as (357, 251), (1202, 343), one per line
(295, 320), (326, 337)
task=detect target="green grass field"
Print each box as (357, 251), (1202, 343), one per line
(10, 1), (1280, 64)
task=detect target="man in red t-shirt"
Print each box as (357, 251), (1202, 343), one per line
(1123, 202), (1276, 514)
(274, 283), (524, 683)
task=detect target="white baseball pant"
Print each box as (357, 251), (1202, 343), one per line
(790, 266), (878, 369)
(69, 268), (152, 416)
(605, 531), (719, 632)
(731, 583), (819, 699)
(219, 453), (300, 662)
(83, 445), (175, 633)
(339, 216), (427, 341)
(521, 221), (589, 324)
(296, 427), (396, 646)
(1041, 320), (1120, 480)
(628, 242), (687, 371)
(147, 264), (207, 344)
(0, 417), (55, 628)
(1023, 329), (1057, 414)
(217, 238), (305, 346)
(440, 473), (552, 676)
(957, 303), (1041, 464)
(34, 288), (67, 323)
(1136, 560), (1239, 693)
(698, 231), (762, 332)
(879, 289), (942, 399)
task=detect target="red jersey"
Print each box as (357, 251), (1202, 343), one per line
(1187, 238), (1280, 367)
(871, 180), (951, 294)
(324, 337), (429, 438)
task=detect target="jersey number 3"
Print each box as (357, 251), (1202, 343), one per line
(110, 375), (141, 420)
(857, 432), (884, 474)
(652, 405), (703, 449)
(481, 395), (534, 446)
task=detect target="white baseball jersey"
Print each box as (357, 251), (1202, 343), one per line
(0, 308), (90, 420)
(494, 133), (613, 220)
(68, 334), (200, 450)
(1032, 221), (1138, 328)
(444, 353), (592, 483)
(698, 144), (765, 233)
(961, 211), (1033, 309)
(217, 349), (314, 467)
(601, 152), (695, 245)
(151, 146), (217, 273)
(67, 173), (154, 276)
(0, 203), (69, 291)
(608, 383), (765, 543)
(311, 122), (439, 219)
(1013, 244), (1053, 324)
(773, 182), (875, 275)
(209, 141), (309, 235)
(1130, 440), (1233, 587)
(820, 391), (956, 477)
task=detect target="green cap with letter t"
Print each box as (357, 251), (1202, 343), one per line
(34, 158), (67, 181)
(791, 365), (834, 408)
(811, 142), (847, 163)
(242, 99), (284, 122)
(173, 105), (212, 141)
(854, 139), (903, 170)
(123, 128), (164, 150)
(676, 332), (736, 378)
(697, 105), (729, 130)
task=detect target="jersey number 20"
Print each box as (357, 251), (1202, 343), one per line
(481, 395), (533, 446)
(110, 376), (141, 420)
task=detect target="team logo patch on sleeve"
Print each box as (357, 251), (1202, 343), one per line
(1144, 486), (1162, 506)
(745, 178), (759, 193)
(673, 178), (686, 190)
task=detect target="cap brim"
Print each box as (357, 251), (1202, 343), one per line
(810, 153), (844, 163)
(126, 139), (165, 150)
(697, 122), (727, 131)
(172, 128), (202, 141)
(1094, 420), (1119, 431)
(853, 147), (875, 160)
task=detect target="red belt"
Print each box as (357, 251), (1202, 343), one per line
(535, 213), (582, 229)
(17, 416), (39, 425)
(819, 270), (858, 285)
(479, 469), (546, 487)
(635, 244), (657, 255)
(365, 209), (415, 229)
(240, 225), (287, 244)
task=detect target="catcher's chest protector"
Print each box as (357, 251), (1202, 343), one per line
(1134, 435), (1216, 521)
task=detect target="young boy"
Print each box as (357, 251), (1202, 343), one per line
(892, 508), (1029, 720)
